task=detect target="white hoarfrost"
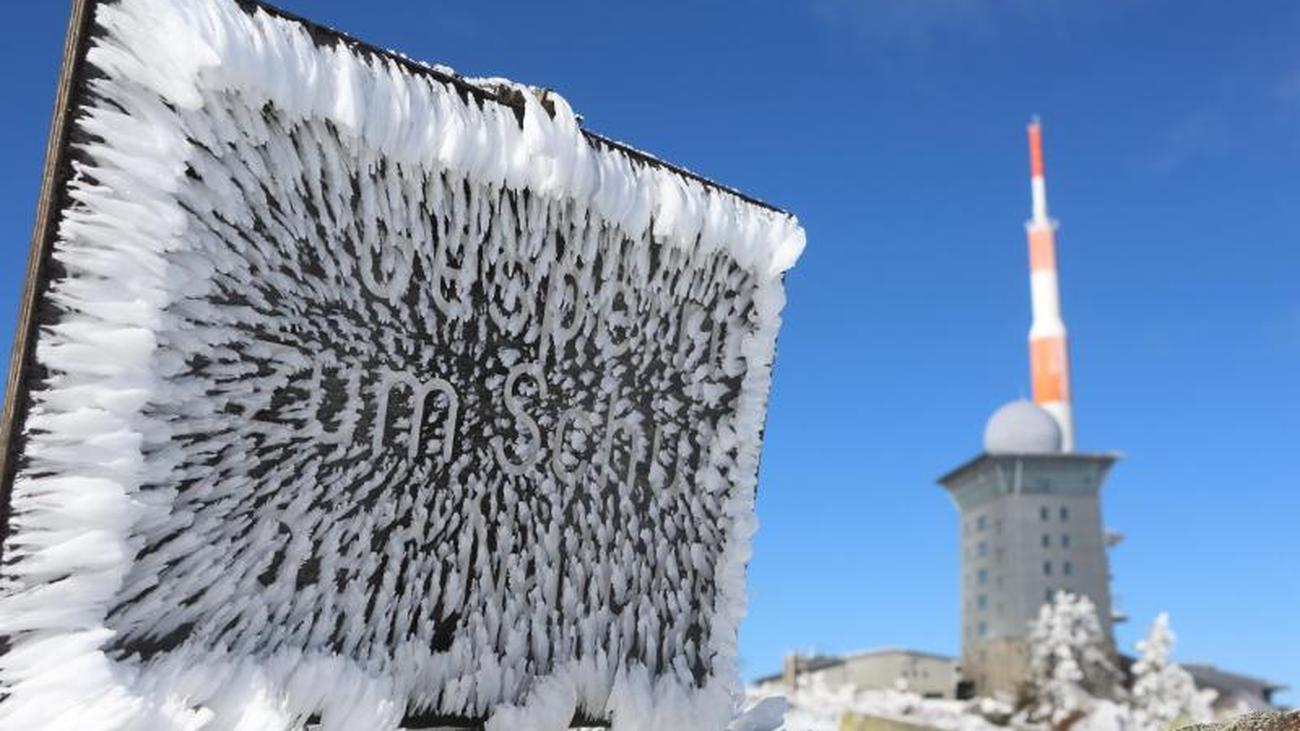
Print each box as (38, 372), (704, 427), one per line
(750, 609), (1226, 731)
(1021, 592), (1126, 726)
(1130, 614), (1216, 729)
(747, 680), (1006, 731)
(0, 0), (804, 729)
(741, 604), (1230, 731)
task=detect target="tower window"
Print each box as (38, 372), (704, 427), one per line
(978, 569), (988, 585)
(976, 515), (987, 531)
(1063, 561), (1073, 576)
(1060, 506), (1069, 521)
(1045, 588), (1054, 602)
(1043, 561), (1052, 576)
(978, 541), (988, 557)
(978, 594), (988, 610)
(978, 621), (988, 638)
(1040, 506), (1049, 521)
(1061, 534), (1071, 548)
(1041, 533), (1050, 548)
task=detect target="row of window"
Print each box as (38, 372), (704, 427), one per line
(971, 596), (1077, 640)
(975, 533), (1073, 555)
(971, 588), (1088, 640)
(1041, 505), (1070, 522)
(1043, 560), (1073, 576)
(975, 567), (1075, 591)
(1042, 533), (1072, 548)
(975, 582), (1074, 614)
(971, 505), (1071, 534)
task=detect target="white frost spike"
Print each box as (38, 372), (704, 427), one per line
(1131, 613), (1216, 728)
(0, 0), (802, 728)
(1020, 592), (1125, 725)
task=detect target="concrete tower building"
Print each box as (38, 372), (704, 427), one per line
(938, 120), (1121, 697)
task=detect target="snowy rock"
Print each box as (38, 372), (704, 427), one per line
(1179, 711), (1300, 731)
(729, 696), (791, 731)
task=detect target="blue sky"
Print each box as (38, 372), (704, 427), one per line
(3, 0), (1297, 703)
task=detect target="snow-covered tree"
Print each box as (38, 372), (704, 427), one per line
(1020, 591), (1126, 727)
(1131, 613), (1216, 729)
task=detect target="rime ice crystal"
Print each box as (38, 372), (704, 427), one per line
(0, 0), (803, 729)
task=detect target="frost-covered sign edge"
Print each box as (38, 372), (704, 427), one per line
(0, 1), (805, 729)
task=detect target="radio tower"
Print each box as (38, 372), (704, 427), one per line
(937, 119), (1120, 697)
(1025, 118), (1075, 451)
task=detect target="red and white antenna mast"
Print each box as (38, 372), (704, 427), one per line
(1025, 118), (1075, 451)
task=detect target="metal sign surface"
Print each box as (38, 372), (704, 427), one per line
(0, 1), (803, 728)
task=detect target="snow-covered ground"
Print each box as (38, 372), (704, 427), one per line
(741, 682), (1006, 731)
(741, 681), (1228, 731)
(736, 599), (1231, 731)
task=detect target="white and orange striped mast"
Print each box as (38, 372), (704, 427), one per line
(1025, 118), (1075, 451)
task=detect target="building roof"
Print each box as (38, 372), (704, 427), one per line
(751, 648), (956, 685)
(1182, 663), (1289, 696)
(1116, 655), (1286, 710)
(840, 647), (956, 663)
(751, 654), (844, 685)
(936, 451), (1121, 487)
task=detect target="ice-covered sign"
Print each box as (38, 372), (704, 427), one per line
(0, 1), (803, 729)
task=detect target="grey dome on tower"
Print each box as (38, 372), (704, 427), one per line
(983, 400), (1063, 454)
